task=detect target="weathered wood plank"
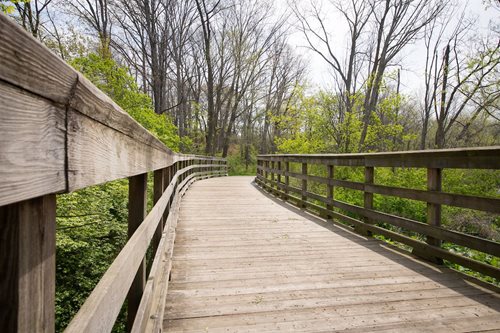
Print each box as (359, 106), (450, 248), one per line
(64, 173), (176, 333)
(1, 14), (227, 202)
(258, 165), (500, 213)
(67, 109), (224, 190)
(256, 176), (500, 278)
(153, 169), (165, 254)
(0, 83), (65, 207)
(64, 167), (223, 333)
(163, 176), (500, 333)
(256, 175), (500, 257)
(165, 301), (500, 333)
(0, 13), (77, 104)
(127, 173), (148, 331)
(0, 195), (56, 333)
(69, 74), (168, 152)
(258, 146), (500, 169)
(140, 172), (207, 332)
(66, 110), (172, 191)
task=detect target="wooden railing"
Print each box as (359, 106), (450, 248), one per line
(256, 147), (500, 281)
(0, 13), (227, 333)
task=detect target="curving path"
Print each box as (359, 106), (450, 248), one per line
(163, 176), (500, 332)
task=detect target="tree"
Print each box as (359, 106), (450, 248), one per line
(195, 0), (220, 154)
(291, 0), (371, 150)
(113, 0), (170, 114)
(71, 53), (181, 149)
(434, 37), (500, 148)
(359, 0), (447, 150)
(64, 0), (112, 56)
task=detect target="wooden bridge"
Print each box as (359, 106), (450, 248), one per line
(1, 13), (499, 333)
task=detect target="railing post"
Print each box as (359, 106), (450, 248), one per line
(356, 166), (373, 236)
(264, 160), (269, 181)
(180, 160), (185, 182)
(174, 162), (178, 191)
(153, 169), (165, 255)
(276, 161), (281, 183)
(326, 164), (334, 219)
(301, 162), (307, 208)
(127, 173), (147, 331)
(163, 165), (173, 221)
(277, 161), (282, 197)
(271, 160), (275, 193)
(0, 195), (56, 333)
(427, 167), (443, 262)
(284, 161), (290, 200)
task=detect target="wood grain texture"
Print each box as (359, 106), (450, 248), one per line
(163, 176), (500, 332)
(0, 195), (56, 333)
(66, 110), (174, 191)
(0, 83), (66, 207)
(64, 166), (224, 333)
(256, 175), (500, 258)
(1, 13), (227, 202)
(127, 173), (148, 331)
(256, 175), (500, 279)
(258, 165), (500, 213)
(0, 13), (77, 104)
(69, 74), (169, 152)
(258, 146), (500, 169)
(139, 172), (214, 332)
(67, 109), (226, 191)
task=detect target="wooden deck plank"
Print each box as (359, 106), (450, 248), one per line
(163, 176), (500, 332)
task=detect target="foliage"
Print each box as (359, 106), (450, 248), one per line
(288, 161), (500, 285)
(54, 54), (183, 332)
(0, 2), (15, 14)
(274, 85), (418, 154)
(0, 0), (29, 15)
(274, 88), (332, 154)
(71, 53), (181, 151)
(43, 26), (93, 61)
(56, 180), (128, 332)
(226, 144), (256, 176)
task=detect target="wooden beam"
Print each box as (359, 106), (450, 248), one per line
(0, 83), (65, 207)
(127, 173), (148, 331)
(0, 194), (56, 333)
(152, 169), (165, 255)
(277, 161), (282, 198)
(163, 166), (172, 221)
(284, 162), (290, 201)
(258, 165), (500, 213)
(257, 146), (500, 169)
(326, 165), (334, 218)
(0, 14), (77, 104)
(256, 177), (500, 279)
(301, 163), (307, 208)
(67, 110), (175, 191)
(418, 168), (443, 264)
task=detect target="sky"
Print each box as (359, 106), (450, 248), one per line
(281, 0), (499, 96)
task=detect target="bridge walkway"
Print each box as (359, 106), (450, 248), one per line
(163, 176), (500, 332)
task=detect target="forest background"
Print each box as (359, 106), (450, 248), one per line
(1, 0), (499, 331)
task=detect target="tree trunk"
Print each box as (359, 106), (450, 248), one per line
(435, 44), (450, 149)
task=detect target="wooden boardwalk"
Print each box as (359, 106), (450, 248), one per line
(163, 176), (500, 332)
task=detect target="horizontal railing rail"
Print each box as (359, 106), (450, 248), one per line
(65, 162), (226, 333)
(256, 147), (500, 281)
(0, 13), (227, 333)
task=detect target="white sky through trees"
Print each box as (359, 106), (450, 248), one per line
(281, 0), (499, 95)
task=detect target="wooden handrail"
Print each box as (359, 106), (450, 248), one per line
(258, 146), (500, 168)
(256, 147), (500, 281)
(0, 12), (228, 333)
(64, 165), (225, 333)
(0, 13), (226, 207)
